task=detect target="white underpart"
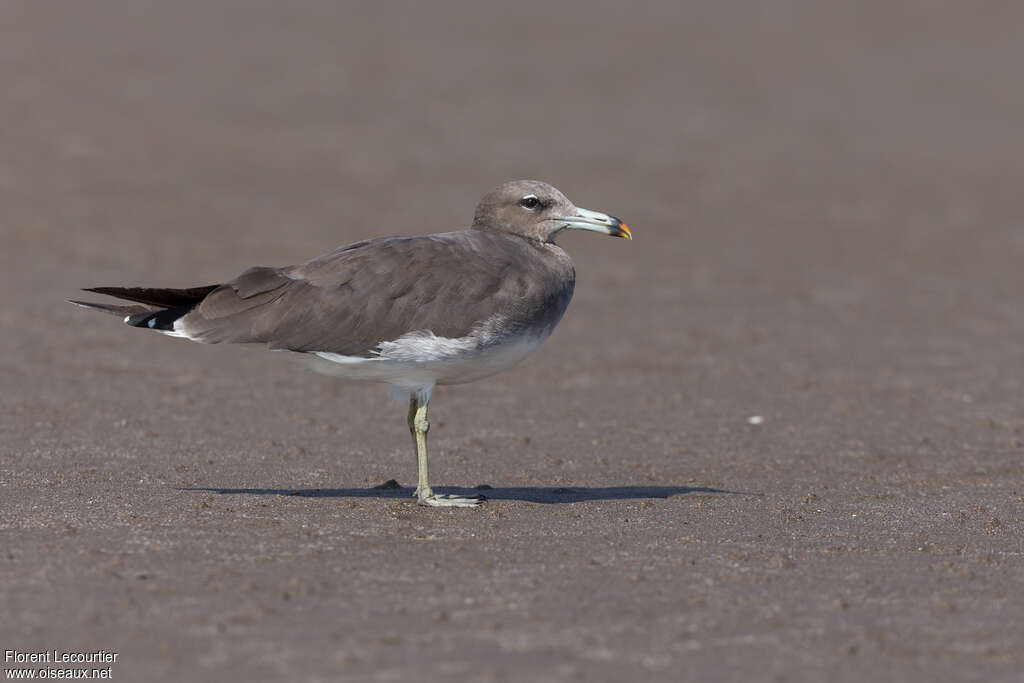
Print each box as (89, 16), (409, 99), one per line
(156, 318), (195, 339)
(140, 310), (549, 400)
(310, 318), (549, 399)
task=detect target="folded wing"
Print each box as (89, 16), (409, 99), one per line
(177, 231), (559, 356)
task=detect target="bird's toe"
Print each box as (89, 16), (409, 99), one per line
(417, 493), (483, 508)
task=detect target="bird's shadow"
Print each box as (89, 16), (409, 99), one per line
(179, 482), (749, 504)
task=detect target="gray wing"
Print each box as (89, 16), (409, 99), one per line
(177, 230), (574, 356)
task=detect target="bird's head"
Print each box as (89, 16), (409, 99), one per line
(471, 180), (631, 244)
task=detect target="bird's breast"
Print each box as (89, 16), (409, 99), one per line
(308, 318), (554, 389)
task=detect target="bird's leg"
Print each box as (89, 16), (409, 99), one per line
(409, 394), (435, 500)
(408, 395), (423, 498)
(408, 391), (481, 508)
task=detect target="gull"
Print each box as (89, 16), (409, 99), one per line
(70, 180), (631, 507)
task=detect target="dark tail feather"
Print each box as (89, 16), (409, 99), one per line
(69, 286), (210, 331)
(68, 299), (155, 319)
(68, 299), (195, 331)
(82, 285), (219, 308)
(123, 305), (196, 331)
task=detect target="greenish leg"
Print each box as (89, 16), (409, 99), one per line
(407, 391), (481, 508)
(407, 395), (423, 497)
(408, 393), (432, 499)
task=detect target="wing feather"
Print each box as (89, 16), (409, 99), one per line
(176, 231), (572, 356)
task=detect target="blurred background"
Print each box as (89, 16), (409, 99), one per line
(2, 2), (1022, 681)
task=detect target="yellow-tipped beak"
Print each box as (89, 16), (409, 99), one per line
(554, 207), (632, 240)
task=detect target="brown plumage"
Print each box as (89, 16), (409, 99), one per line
(180, 231), (573, 356)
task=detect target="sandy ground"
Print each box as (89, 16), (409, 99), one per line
(2, 2), (1023, 681)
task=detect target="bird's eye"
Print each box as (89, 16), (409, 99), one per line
(519, 195), (540, 210)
